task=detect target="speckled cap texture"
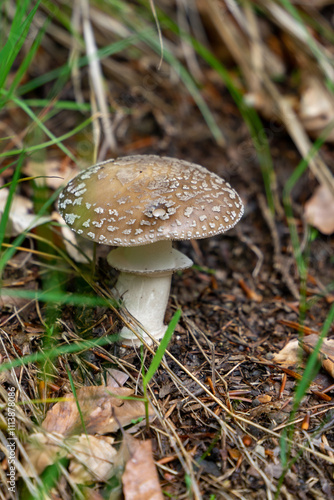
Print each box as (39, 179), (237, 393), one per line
(58, 155), (244, 246)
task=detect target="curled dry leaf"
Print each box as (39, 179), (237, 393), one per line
(105, 368), (129, 387)
(24, 432), (67, 476)
(42, 386), (154, 436)
(272, 339), (300, 367)
(300, 334), (334, 378)
(298, 76), (334, 142)
(25, 159), (81, 189)
(122, 437), (164, 500)
(304, 185), (334, 235)
(0, 188), (50, 237)
(25, 432), (117, 482)
(69, 434), (117, 484)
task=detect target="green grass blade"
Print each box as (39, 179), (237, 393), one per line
(0, 92), (78, 162)
(277, 0), (334, 92)
(5, 17), (48, 102)
(0, 0), (41, 89)
(143, 309), (181, 386)
(0, 332), (120, 374)
(0, 100), (93, 160)
(283, 121), (333, 276)
(0, 157), (23, 256)
(17, 32), (153, 96)
(2, 288), (117, 309)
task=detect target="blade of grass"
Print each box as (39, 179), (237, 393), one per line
(0, 91), (81, 162)
(0, 0), (41, 89)
(0, 331), (121, 374)
(293, 303), (334, 412)
(0, 108), (94, 160)
(17, 32), (154, 97)
(283, 119), (332, 277)
(143, 309), (181, 386)
(1, 18), (48, 108)
(277, 0), (334, 92)
(15, 99), (92, 112)
(2, 288), (117, 309)
(142, 309), (181, 427)
(277, 302), (334, 497)
(0, 157), (23, 261)
(66, 366), (88, 437)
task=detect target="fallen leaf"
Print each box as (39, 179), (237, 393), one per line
(122, 437), (164, 500)
(69, 434), (117, 484)
(298, 76), (334, 142)
(106, 368), (129, 387)
(304, 185), (334, 235)
(272, 339), (300, 367)
(24, 432), (67, 476)
(300, 334), (334, 378)
(25, 432), (117, 482)
(0, 188), (50, 236)
(25, 159), (80, 189)
(264, 463), (283, 480)
(42, 386), (153, 436)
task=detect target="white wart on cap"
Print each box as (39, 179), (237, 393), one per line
(58, 155), (244, 247)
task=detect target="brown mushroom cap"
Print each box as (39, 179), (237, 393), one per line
(58, 155), (244, 246)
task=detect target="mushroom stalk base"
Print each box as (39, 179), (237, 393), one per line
(113, 271), (171, 345)
(108, 240), (193, 346)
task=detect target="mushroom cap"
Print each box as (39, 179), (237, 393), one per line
(58, 155), (244, 247)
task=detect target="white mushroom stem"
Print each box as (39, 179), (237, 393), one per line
(107, 240), (193, 345)
(111, 270), (172, 343)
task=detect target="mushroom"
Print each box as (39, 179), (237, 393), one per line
(58, 155), (244, 344)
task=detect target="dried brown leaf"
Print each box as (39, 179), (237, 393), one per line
(304, 185), (334, 235)
(299, 76), (334, 142)
(0, 188), (50, 236)
(69, 434), (117, 484)
(105, 368), (129, 387)
(42, 386), (153, 436)
(25, 432), (117, 481)
(300, 334), (334, 378)
(122, 437), (163, 500)
(25, 159), (80, 189)
(272, 339), (300, 367)
(24, 432), (66, 476)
